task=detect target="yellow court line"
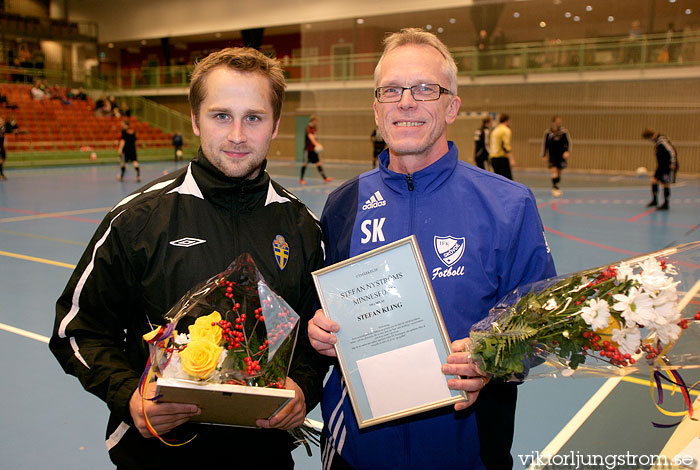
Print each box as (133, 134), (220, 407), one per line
(0, 207), (111, 223)
(0, 228), (87, 246)
(527, 373), (699, 469)
(0, 250), (76, 269)
(0, 322), (50, 344)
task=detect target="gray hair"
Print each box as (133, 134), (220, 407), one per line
(374, 28), (458, 94)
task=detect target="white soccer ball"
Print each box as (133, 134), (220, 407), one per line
(175, 149), (183, 157)
(635, 166), (648, 176)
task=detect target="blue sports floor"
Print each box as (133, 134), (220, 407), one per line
(0, 159), (698, 469)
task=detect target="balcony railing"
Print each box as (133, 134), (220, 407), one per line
(93, 32), (699, 89)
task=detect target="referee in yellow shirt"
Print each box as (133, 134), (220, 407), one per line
(489, 114), (515, 180)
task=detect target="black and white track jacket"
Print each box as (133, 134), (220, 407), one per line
(50, 152), (326, 464)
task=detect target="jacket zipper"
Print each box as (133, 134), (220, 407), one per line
(407, 174), (415, 233)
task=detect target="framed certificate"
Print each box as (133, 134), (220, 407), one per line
(156, 377), (294, 428)
(312, 235), (465, 428)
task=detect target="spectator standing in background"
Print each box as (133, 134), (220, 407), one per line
(626, 20), (643, 63)
(541, 116), (571, 197)
(476, 29), (490, 71)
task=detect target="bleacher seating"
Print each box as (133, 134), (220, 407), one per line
(1, 83), (172, 153)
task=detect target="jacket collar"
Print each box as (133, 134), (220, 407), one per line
(190, 148), (270, 211)
(378, 141), (458, 194)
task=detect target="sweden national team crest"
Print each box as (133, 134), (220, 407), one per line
(273, 235), (289, 270)
(434, 236), (466, 267)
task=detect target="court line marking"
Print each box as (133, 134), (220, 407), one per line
(529, 278), (700, 468)
(527, 374), (699, 470)
(0, 320), (324, 430)
(0, 321), (326, 431)
(546, 203), (694, 229)
(526, 377), (622, 469)
(0, 250), (76, 269)
(0, 207), (108, 223)
(542, 226), (640, 256)
(0, 322), (50, 344)
(629, 208), (658, 222)
(0, 228), (88, 246)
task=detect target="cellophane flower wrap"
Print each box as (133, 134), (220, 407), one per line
(141, 253), (320, 448)
(147, 254), (299, 388)
(469, 241), (700, 422)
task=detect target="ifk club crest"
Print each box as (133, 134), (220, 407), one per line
(434, 235), (465, 267)
(273, 235), (289, 270)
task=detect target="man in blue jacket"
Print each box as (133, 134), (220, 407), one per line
(309, 28), (556, 469)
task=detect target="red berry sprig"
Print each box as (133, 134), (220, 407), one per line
(243, 356), (261, 375)
(641, 343), (661, 361)
(581, 331), (635, 366)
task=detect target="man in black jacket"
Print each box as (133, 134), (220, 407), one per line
(50, 48), (327, 468)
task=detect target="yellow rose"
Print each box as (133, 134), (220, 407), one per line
(188, 311), (223, 345)
(179, 339), (223, 380)
(595, 317), (621, 347)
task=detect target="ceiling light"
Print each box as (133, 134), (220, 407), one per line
(685, 8), (692, 14)
(564, 11), (572, 18)
(513, 12), (520, 18)
(607, 16), (614, 22)
(107, 43), (114, 48)
(585, 5), (592, 11)
(669, 0), (676, 3)
(573, 16), (580, 22)
(356, 18), (364, 24)
(539, 21), (547, 28)
(426, 24), (432, 30)
(449, 18), (456, 24)
(437, 27), (444, 33)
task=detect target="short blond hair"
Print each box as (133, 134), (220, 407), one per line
(374, 28), (458, 94)
(189, 47), (286, 124)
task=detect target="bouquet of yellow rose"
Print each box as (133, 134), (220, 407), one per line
(469, 241), (700, 424)
(143, 253), (299, 388)
(139, 253), (320, 448)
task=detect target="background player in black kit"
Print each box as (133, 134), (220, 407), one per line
(118, 120), (141, 182)
(540, 116), (571, 197)
(642, 128), (677, 210)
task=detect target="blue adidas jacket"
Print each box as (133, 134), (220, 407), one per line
(319, 142), (556, 469)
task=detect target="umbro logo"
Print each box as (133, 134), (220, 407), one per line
(169, 237), (206, 247)
(362, 191), (387, 210)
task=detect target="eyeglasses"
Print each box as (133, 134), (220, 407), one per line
(374, 84), (453, 103)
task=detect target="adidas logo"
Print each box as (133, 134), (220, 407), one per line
(362, 191), (387, 210)
(169, 237), (206, 247)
